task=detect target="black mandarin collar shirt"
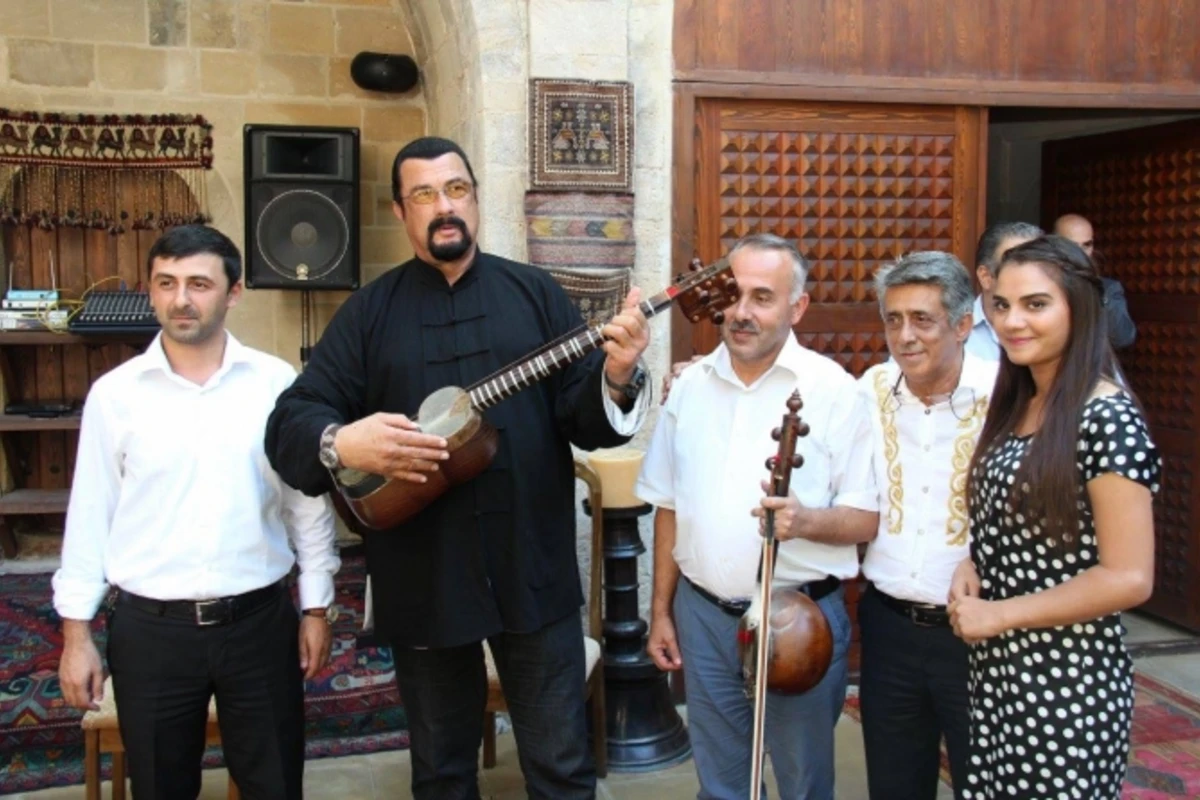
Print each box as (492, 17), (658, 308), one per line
(265, 252), (631, 647)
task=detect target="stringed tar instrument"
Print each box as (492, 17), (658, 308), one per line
(738, 391), (834, 800)
(333, 257), (739, 531)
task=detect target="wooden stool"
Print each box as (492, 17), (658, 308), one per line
(81, 676), (240, 800)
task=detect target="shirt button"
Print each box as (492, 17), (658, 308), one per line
(924, 408), (931, 415)
(923, 445), (931, 452)
(910, 571), (917, 578)
(917, 529), (925, 536)
(922, 486), (929, 494)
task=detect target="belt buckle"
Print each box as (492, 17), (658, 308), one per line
(908, 605), (939, 627)
(194, 598), (230, 626)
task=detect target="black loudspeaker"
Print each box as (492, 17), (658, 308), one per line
(244, 124), (360, 290)
(350, 52), (419, 93)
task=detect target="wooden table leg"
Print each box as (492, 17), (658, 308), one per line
(112, 750), (127, 800)
(0, 517), (17, 559)
(482, 711), (497, 768)
(84, 730), (100, 800)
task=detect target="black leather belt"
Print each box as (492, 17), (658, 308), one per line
(870, 584), (950, 627)
(117, 581), (283, 627)
(686, 575), (840, 617)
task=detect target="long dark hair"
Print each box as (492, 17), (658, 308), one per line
(966, 235), (1125, 543)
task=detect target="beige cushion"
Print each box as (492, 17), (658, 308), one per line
(81, 675), (218, 730)
(483, 636), (602, 689)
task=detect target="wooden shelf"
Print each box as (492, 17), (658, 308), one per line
(0, 488), (69, 515)
(0, 330), (156, 345)
(0, 414), (82, 431)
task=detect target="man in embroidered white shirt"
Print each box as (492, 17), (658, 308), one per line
(857, 251), (997, 800)
(637, 233), (878, 800)
(53, 225), (339, 800)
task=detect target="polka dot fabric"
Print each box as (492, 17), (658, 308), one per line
(962, 394), (1161, 800)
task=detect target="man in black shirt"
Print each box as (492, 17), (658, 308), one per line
(265, 136), (651, 799)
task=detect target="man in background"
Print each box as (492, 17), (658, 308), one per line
(1054, 212), (1137, 348)
(966, 222), (1042, 361)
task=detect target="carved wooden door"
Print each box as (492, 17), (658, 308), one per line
(1043, 120), (1200, 631)
(689, 100), (986, 371)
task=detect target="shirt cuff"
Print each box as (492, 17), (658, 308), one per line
(602, 370), (650, 436)
(297, 570), (335, 610)
(833, 491), (880, 513)
(634, 483), (674, 510)
(51, 572), (109, 621)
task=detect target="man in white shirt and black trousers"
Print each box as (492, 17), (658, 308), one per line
(53, 225), (339, 800)
(857, 251), (997, 799)
(637, 233), (879, 799)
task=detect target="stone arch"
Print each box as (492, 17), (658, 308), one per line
(401, 0), (529, 261)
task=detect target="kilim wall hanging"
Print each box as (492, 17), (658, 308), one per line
(525, 191), (635, 327)
(0, 109), (214, 233)
(529, 79), (633, 192)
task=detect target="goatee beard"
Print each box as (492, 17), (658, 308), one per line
(427, 216), (474, 262)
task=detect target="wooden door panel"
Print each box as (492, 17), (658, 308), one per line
(1043, 120), (1200, 630)
(691, 99), (984, 376)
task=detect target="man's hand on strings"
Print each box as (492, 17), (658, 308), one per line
(335, 413), (449, 484)
(601, 288), (650, 387)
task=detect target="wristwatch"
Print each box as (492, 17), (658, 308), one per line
(303, 606), (339, 624)
(604, 364), (647, 402)
(318, 423), (343, 471)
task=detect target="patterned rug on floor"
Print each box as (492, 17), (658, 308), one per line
(0, 551), (406, 794)
(843, 672), (1200, 797)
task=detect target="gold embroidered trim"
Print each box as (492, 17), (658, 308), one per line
(946, 395), (989, 546)
(873, 370), (903, 535)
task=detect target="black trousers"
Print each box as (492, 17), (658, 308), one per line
(107, 588), (305, 800)
(858, 584), (970, 800)
(390, 611), (595, 800)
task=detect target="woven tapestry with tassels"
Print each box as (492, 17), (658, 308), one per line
(0, 109), (213, 233)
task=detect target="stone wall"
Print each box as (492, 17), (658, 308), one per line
(0, 0), (426, 363)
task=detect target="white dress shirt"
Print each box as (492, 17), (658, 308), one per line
(859, 353), (997, 605)
(965, 295), (1000, 362)
(636, 334), (878, 601)
(53, 333), (339, 620)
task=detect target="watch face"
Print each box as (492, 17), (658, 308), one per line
(319, 446), (339, 469)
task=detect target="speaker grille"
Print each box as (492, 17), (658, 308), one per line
(254, 188), (350, 284)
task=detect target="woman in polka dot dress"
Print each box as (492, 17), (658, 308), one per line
(946, 236), (1161, 799)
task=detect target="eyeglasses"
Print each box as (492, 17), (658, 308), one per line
(402, 179), (474, 205)
(883, 372), (980, 422)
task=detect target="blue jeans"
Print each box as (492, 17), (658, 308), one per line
(673, 578), (851, 800)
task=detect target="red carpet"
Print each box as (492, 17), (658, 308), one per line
(843, 672), (1200, 797)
